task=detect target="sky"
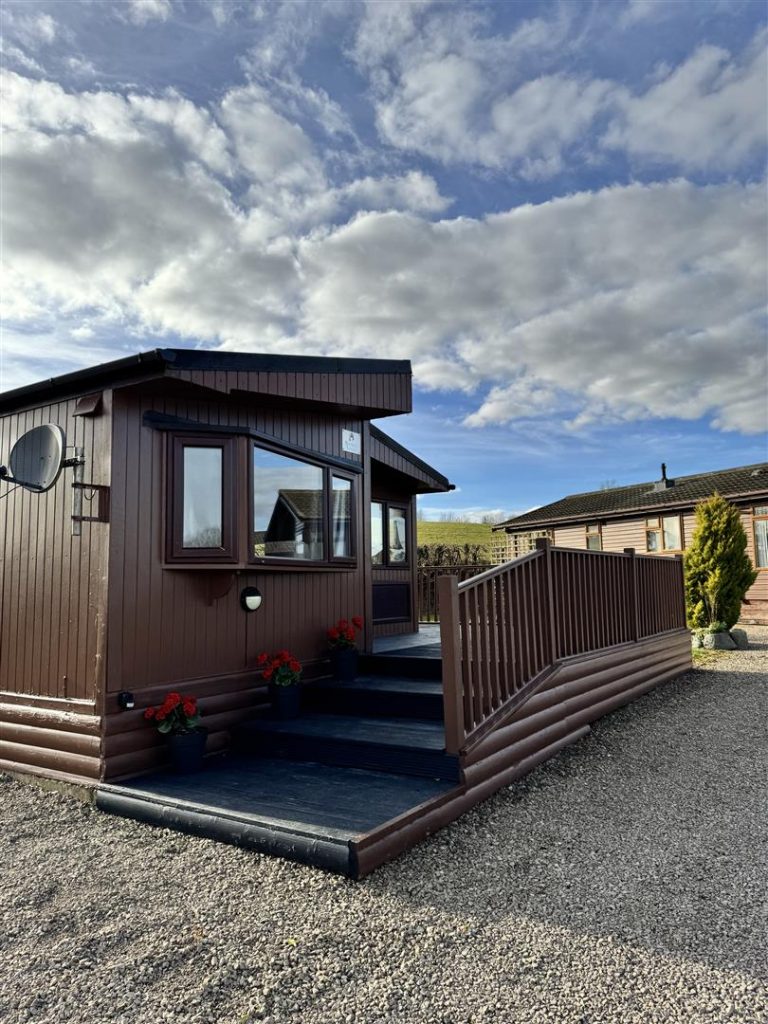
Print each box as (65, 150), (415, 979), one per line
(1, 0), (766, 521)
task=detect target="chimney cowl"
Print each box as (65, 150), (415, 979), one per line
(653, 462), (675, 491)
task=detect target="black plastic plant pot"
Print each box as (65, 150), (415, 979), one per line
(269, 682), (302, 719)
(329, 647), (358, 682)
(168, 728), (208, 773)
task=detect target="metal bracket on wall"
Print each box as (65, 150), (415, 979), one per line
(72, 482), (110, 528)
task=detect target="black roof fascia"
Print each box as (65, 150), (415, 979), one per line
(370, 424), (454, 492)
(0, 348), (412, 411)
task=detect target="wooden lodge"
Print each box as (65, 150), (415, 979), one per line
(493, 463), (768, 624)
(1, 350), (691, 876)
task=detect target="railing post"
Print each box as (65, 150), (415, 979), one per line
(624, 548), (639, 641)
(535, 537), (558, 665)
(438, 574), (464, 755)
(675, 553), (686, 628)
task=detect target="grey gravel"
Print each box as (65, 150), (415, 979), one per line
(2, 629), (767, 1024)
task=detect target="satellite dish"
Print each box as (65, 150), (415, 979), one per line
(2, 424), (66, 493)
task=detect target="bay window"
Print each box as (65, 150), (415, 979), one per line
(167, 435), (237, 562)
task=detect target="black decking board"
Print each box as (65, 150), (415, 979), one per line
(98, 756), (454, 838)
(242, 713), (447, 749)
(305, 676), (444, 720)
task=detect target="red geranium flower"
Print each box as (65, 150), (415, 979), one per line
(289, 659), (301, 673)
(182, 699), (196, 717)
(143, 707), (155, 720)
(262, 668), (273, 680)
(327, 627), (339, 640)
(338, 619), (348, 629)
(257, 652), (268, 666)
(351, 616), (363, 629)
(156, 711), (166, 721)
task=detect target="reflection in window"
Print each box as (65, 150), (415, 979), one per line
(183, 447), (222, 548)
(389, 507), (407, 563)
(253, 448), (324, 560)
(755, 513), (768, 568)
(371, 502), (384, 564)
(663, 516), (681, 550)
(332, 476), (352, 558)
(586, 524), (601, 551)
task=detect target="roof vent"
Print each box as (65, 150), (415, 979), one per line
(652, 462), (675, 492)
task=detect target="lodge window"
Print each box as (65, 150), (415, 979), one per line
(586, 523), (602, 551)
(166, 432), (356, 567)
(646, 514), (682, 553)
(251, 444), (355, 565)
(372, 501), (409, 566)
(753, 506), (768, 568)
(167, 435), (237, 562)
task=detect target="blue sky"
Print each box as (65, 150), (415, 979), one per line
(1, 0), (766, 519)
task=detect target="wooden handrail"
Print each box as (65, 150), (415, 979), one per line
(439, 542), (687, 756)
(456, 549), (541, 590)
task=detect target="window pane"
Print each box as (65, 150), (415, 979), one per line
(183, 447), (222, 548)
(646, 517), (659, 528)
(371, 502), (384, 564)
(332, 477), (352, 558)
(756, 519), (768, 567)
(755, 506), (768, 516)
(663, 516), (681, 550)
(389, 507), (408, 563)
(253, 448), (324, 560)
(587, 533), (602, 551)
(646, 529), (660, 552)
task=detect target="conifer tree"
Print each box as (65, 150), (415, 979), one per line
(684, 493), (757, 629)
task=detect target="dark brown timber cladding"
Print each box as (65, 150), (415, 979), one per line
(104, 388), (370, 778)
(0, 395), (111, 701)
(353, 630), (691, 876)
(167, 368), (411, 418)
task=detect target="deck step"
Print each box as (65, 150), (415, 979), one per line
(96, 755), (456, 877)
(234, 713), (460, 781)
(358, 653), (443, 681)
(304, 676), (444, 720)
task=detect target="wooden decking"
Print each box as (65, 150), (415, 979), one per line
(96, 625), (692, 877)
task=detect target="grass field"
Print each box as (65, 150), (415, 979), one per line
(416, 520), (495, 547)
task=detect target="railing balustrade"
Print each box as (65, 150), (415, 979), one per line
(418, 564), (495, 622)
(438, 540), (686, 755)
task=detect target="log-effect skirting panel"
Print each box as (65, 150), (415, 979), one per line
(354, 629), (692, 877)
(0, 700), (101, 784)
(102, 673), (273, 781)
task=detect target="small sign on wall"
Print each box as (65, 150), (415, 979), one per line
(341, 429), (361, 455)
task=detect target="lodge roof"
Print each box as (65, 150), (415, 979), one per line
(0, 348), (412, 417)
(494, 462), (768, 532)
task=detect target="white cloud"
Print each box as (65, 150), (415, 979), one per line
(1, 71), (765, 437)
(352, 5), (767, 178)
(123, 0), (173, 26)
(604, 34), (768, 170)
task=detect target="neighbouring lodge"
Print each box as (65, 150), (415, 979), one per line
(0, 349), (452, 784)
(493, 463), (768, 624)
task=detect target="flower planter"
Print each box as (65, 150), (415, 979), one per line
(329, 647), (358, 682)
(269, 682), (302, 719)
(168, 728), (208, 773)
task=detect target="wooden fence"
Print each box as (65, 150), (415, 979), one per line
(438, 540), (686, 755)
(418, 564), (494, 622)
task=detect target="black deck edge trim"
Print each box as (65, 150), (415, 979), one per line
(95, 789), (355, 875)
(143, 412), (364, 473)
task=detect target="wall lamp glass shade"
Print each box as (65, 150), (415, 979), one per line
(240, 586), (263, 612)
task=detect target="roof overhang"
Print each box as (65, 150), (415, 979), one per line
(370, 425), (453, 494)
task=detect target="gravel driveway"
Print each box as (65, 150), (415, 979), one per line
(2, 630), (766, 1024)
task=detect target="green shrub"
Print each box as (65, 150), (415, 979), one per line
(684, 494), (757, 630)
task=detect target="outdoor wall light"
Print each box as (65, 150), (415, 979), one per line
(240, 586), (263, 612)
(117, 691), (135, 710)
